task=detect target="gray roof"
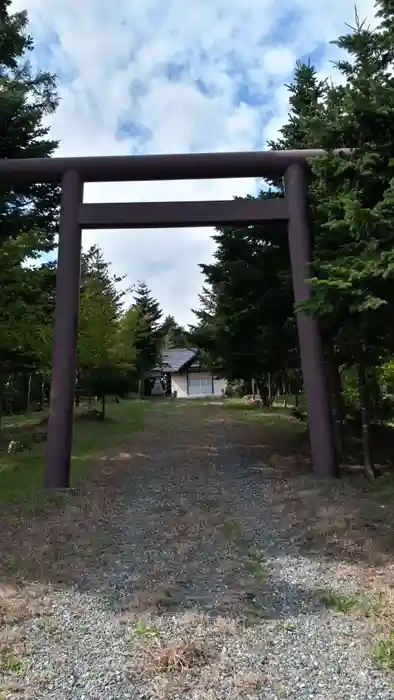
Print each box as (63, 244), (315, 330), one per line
(156, 348), (197, 372)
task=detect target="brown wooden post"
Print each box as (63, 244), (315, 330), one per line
(44, 170), (83, 489)
(284, 163), (338, 478)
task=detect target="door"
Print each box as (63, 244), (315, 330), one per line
(188, 377), (213, 396)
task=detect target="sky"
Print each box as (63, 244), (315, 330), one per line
(10, 0), (377, 326)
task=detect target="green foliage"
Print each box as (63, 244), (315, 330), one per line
(0, 3), (59, 254)
(78, 245), (125, 368)
(161, 315), (190, 349)
(0, 399), (149, 508)
(77, 245), (135, 407)
(192, 192), (297, 389)
(127, 281), (163, 392)
(316, 589), (359, 613)
(291, 406), (307, 424)
(0, 2), (59, 420)
(373, 628), (394, 670)
(193, 5), (394, 475)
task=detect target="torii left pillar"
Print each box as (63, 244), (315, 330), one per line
(44, 170), (83, 489)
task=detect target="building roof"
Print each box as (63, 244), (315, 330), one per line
(156, 348), (198, 373)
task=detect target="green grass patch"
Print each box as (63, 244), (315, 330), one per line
(315, 588), (359, 613)
(373, 629), (394, 670)
(130, 621), (161, 640)
(3, 656), (25, 674)
(371, 474), (394, 498)
(219, 398), (304, 426)
(244, 547), (269, 581)
(0, 399), (150, 509)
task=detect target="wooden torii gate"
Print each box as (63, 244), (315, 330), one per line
(0, 149), (344, 487)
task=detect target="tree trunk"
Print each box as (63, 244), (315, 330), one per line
(256, 380), (270, 407)
(26, 373), (32, 413)
(357, 364), (376, 480)
(40, 375), (45, 411)
(138, 378), (145, 398)
(100, 394), (106, 420)
(74, 370), (80, 407)
(0, 372), (5, 447)
(369, 370), (381, 425)
(325, 347), (344, 460)
(252, 378), (257, 399)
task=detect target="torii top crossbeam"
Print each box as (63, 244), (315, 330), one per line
(0, 148), (351, 183)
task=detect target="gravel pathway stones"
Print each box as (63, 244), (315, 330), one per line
(1, 401), (393, 699)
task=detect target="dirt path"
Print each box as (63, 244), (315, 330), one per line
(0, 401), (393, 699)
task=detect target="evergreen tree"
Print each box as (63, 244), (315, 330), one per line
(266, 16), (394, 476)
(268, 61), (347, 452)
(0, 1), (60, 412)
(77, 246), (133, 415)
(196, 4), (394, 473)
(78, 245), (126, 369)
(304, 7), (394, 476)
(0, 1), (60, 251)
(131, 281), (163, 396)
(161, 315), (190, 349)
(193, 192), (297, 403)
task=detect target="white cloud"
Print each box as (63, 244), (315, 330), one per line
(11, 0), (377, 325)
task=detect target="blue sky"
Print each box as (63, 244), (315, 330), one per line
(11, 0), (377, 325)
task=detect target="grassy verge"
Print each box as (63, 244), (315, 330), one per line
(0, 399), (150, 509)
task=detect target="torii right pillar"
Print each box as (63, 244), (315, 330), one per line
(284, 163), (339, 478)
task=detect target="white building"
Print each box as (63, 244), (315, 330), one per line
(151, 348), (226, 398)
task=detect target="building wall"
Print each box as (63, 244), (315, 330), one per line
(171, 372), (188, 398)
(213, 378), (227, 395)
(171, 371), (226, 398)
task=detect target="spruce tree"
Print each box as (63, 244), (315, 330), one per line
(268, 6), (394, 476)
(161, 315), (190, 349)
(132, 281), (163, 396)
(193, 192), (297, 402)
(0, 1), (60, 251)
(0, 2), (60, 391)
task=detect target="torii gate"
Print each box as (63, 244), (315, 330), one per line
(0, 149), (344, 487)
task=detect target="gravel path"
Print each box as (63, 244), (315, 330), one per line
(1, 403), (393, 699)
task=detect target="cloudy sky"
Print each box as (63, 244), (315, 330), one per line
(11, 0), (377, 325)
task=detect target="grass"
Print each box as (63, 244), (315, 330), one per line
(223, 393), (306, 412)
(0, 398), (149, 509)
(315, 589), (359, 613)
(0, 398), (153, 695)
(373, 629), (394, 671)
(136, 636), (210, 675)
(3, 656), (24, 674)
(244, 548), (269, 581)
(130, 621), (161, 640)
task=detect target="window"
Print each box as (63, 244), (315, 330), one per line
(188, 377), (212, 396)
